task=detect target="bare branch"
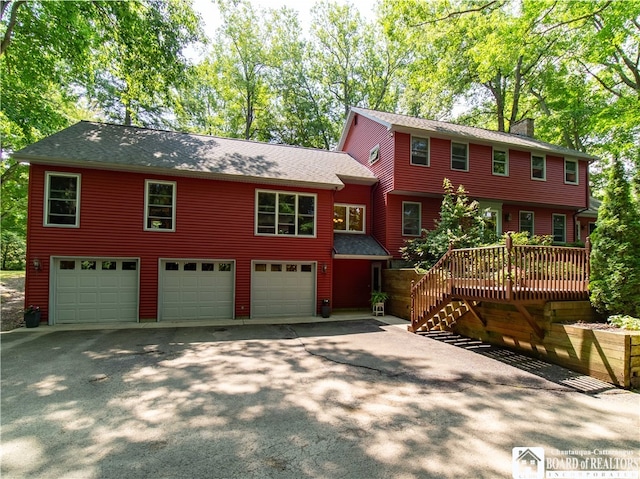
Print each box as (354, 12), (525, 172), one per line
(539, 1), (613, 35)
(0, 0), (26, 56)
(410, 0), (501, 27)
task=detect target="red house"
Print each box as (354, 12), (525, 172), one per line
(337, 108), (597, 263)
(16, 108), (596, 325)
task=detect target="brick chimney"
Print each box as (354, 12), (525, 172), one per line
(510, 118), (535, 138)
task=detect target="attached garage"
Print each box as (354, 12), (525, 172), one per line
(160, 259), (235, 320)
(52, 257), (139, 323)
(251, 261), (316, 318)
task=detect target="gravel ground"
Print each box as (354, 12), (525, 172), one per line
(0, 274), (25, 331)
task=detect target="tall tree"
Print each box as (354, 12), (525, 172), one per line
(589, 157), (640, 318)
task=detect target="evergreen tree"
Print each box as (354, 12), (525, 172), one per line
(589, 157), (640, 317)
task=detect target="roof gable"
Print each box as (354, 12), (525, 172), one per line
(15, 121), (378, 190)
(338, 107), (597, 162)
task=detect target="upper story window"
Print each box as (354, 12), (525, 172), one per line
(256, 190), (316, 236)
(145, 180), (176, 231)
(492, 148), (509, 176)
(531, 154), (546, 180)
(334, 204), (365, 233)
(565, 159), (578, 184)
(553, 214), (566, 243)
(451, 142), (468, 171)
(402, 201), (421, 236)
(369, 144), (380, 165)
(519, 211), (534, 236)
(45, 172), (80, 227)
(411, 136), (429, 166)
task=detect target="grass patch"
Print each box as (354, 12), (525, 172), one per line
(0, 270), (25, 281)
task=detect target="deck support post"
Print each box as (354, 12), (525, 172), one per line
(463, 299), (485, 326)
(514, 303), (545, 339)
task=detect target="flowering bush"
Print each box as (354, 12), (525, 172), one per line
(24, 305), (40, 314)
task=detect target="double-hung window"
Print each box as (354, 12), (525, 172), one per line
(45, 172), (80, 227)
(492, 149), (508, 176)
(565, 159), (578, 184)
(402, 202), (421, 236)
(519, 211), (534, 236)
(451, 142), (468, 171)
(411, 136), (429, 166)
(145, 180), (176, 231)
(334, 204), (365, 233)
(531, 154), (546, 180)
(256, 190), (316, 236)
(553, 214), (566, 243)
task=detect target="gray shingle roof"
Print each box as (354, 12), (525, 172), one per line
(15, 121), (378, 190)
(333, 234), (391, 259)
(338, 107), (598, 161)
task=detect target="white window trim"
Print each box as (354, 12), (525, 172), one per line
(334, 203), (366, 234)
(255, 189), (317, 238)
(402, 201), (422, 237)
(531, 154), (546, 181)
(369, 144), (380, 165)
(519, 210), (535, 236)
(410, 136), (430, 167)
(492, 148), (509, 176)
(564, 159), (579, 185)
(451, 141), (469, 171)
(553, 213), (567, 243)
(144, 179), (176, 232)
(44, 171), (81, 228)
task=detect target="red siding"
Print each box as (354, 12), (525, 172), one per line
(393, 133), (588, 208)
(386, 195), (441, 259)
(341, 114), (394, 245)
(334, 183), (374, 234)
(332, 259), (371, 309)
(26, 164), (335, 321)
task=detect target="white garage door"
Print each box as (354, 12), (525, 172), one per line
(252, 261), (316, 318)
(160, 260), (234, 320)
(54, 258), (139, 323)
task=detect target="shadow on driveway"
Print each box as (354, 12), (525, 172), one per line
(2, 320), (638, 479)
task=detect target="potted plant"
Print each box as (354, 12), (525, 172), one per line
(23, 305), (41, 328)
(370, 291), (389, 316)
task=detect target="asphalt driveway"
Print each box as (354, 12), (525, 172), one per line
(1, 320), (639, 479)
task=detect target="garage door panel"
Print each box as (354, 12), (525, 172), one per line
(54, 258), (138, 324)
(161, 260), (235, 321)
(251, 262), (315, 318)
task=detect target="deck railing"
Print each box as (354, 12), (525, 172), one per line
(410, 236), (591, 330)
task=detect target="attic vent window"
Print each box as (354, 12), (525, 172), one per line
(369, 144), (380, 164)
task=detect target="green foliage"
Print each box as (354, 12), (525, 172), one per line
(370, 291), (389, 306)
(401, 179), (497, 269)
(589, 157), (640, 317)
(499, 231), (553, 246)
(0, 230), (26, 270)
(607, 315), (640, 331)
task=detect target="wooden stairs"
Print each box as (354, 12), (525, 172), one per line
(409, 236), (591, 336)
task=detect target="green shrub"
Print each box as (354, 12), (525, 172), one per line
(607, 315), (640, 331)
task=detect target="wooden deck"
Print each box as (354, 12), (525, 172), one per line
(409, 236), (591, 337)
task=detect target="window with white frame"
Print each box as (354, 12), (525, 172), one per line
(369, 144), (380, 164)
(45, 172), (80, 227)
(411, 136), (429, 166)
(565, 159), (578, 184)
(256, 190), (316, 236)
(402, 201), (421, 236)
(553, 214), (566, 243)
(145, 180), (176, 231)
(451, 142), (468, 171)
(334, 204), (365, 233)
(531, 154), (546, 180)
(519, 211), (534, 236)
(492, 149), (508, 176)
